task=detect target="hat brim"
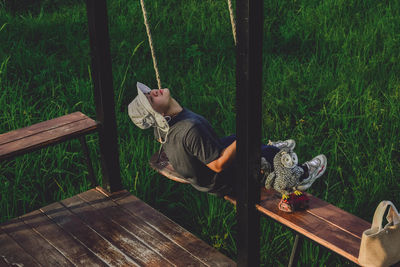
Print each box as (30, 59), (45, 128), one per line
(128, 82), (169, 133)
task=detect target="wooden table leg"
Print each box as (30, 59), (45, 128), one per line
(288, 233), (304, 267)
(79, 136), (97, 186)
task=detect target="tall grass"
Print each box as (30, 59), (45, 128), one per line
(1, 0), (399, 265)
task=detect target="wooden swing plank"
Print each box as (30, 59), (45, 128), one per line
(150, 151), (190, 184)
(0, 112), (98, 160)
(0, 187), (236, 267)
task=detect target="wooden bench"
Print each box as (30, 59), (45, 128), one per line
(0, 111), (99, 184)
(0, 186), (236, 266)
(150, 151), (388, 266)
(0, 111), (99, 160)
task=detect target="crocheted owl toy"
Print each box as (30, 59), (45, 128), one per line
(264, 148), (308, 212)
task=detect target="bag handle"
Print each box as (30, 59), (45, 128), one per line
(387, 202), (400, 225)
(372, 201), (400, 231)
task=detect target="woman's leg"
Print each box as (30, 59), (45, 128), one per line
(261, 145), (280, 164)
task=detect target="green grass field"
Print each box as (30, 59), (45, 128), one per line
(1, 0), (399, 265)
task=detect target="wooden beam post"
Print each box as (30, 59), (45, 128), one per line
(235, 0), (264, 266)
(85, 0), (123, 192)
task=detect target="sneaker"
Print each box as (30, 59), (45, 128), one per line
(296, 154), (327, 191)
(268, 139), (296, 151)
(260, 157), (272, 174)
(260, 157), (272, 185)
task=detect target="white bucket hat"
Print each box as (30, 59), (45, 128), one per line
(128, 82), (170, 138)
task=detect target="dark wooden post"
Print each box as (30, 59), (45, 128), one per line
(235, 0), (263, 266)
(85, 0), (123, 192)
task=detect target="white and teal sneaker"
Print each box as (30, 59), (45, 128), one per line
(296, 154), (327, 191)
(268, 139), (296, 151)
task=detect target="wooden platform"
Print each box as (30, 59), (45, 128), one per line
(0, 112), (99, 161)
(0, 187), (236, 267)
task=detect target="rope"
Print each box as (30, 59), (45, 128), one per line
(227, 0), (237, 45)
(139, 0), (162, 89)
(139, 0), (236, 88)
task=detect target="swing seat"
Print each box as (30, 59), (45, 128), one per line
(149, 151), (190, 184)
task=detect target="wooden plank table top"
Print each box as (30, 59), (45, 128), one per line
(224, 190), (370, 265)
(0, 112), (99, 160)
(150, 153), (374, 265)
(0, 187), (236, 267)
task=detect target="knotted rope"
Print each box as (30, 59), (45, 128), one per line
(227, 0), (237, 45)
(139, 0), (237, 88)
(139, 0), (162, 89)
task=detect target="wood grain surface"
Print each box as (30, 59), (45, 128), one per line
(78, 189), (209, 267)
(1, 217), (74, 266)
(0, 112), (99, 160)
(0, 187), (236, 267)
(20, 209), (107, 267)
(103, 187), (236, 267)
(0, 228), (41, 267)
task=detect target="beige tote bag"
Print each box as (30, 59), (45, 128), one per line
(358, 200), (400, 267)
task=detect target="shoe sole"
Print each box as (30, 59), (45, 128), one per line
(269, 139), (296, 150)
(285, 139), (296, 151)
(296, 154), (327, 191)
(314, 154), (327, 179)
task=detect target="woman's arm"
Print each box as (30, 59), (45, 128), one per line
(206, 141), (237, 173)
